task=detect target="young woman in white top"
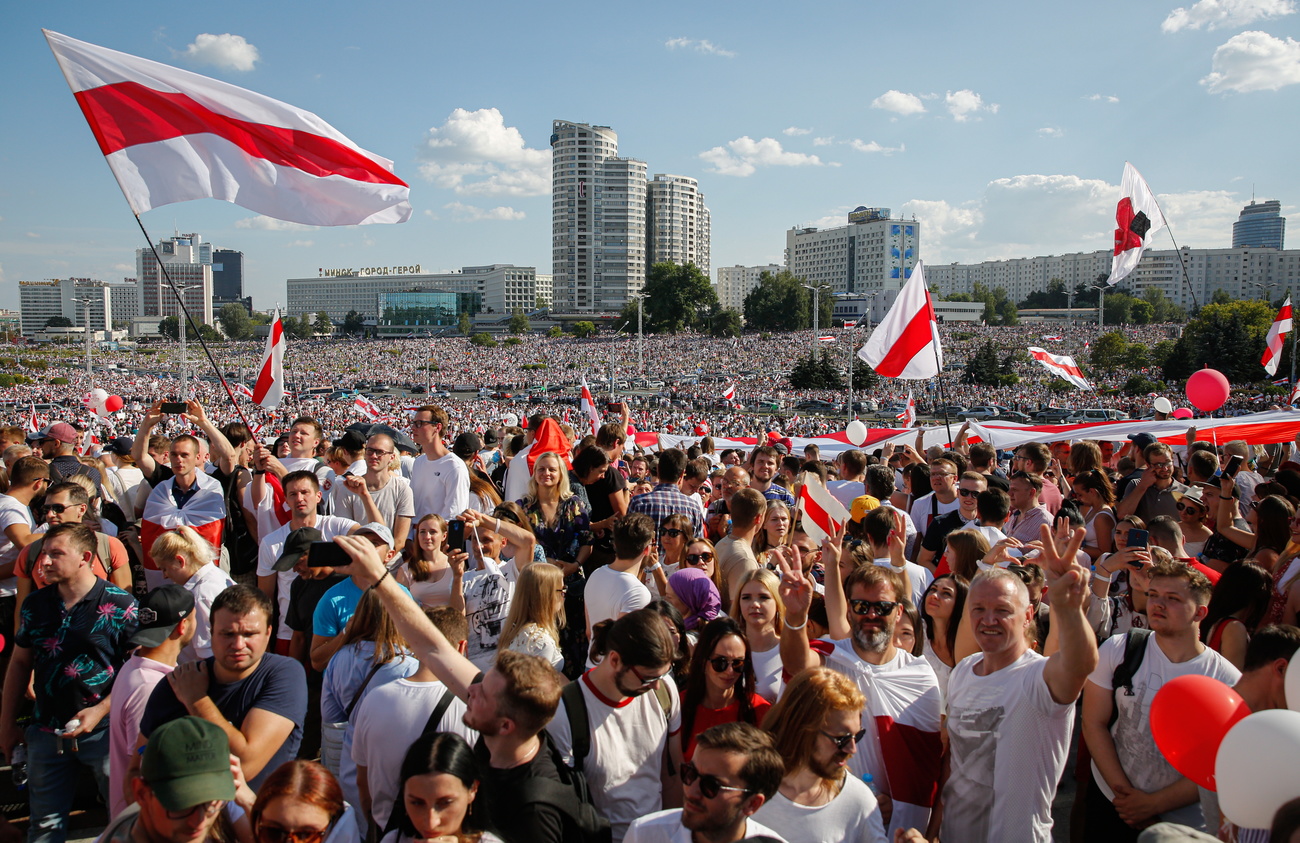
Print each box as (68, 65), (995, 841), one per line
(397, 514), (464, 612)
(498, 560), (565, 670)
(920, 573), (968, 702)
(382, 732), (501, 843)
(149, 525), (234, 661)
(1071, 469), (1116, 563)
(732, 568), (784, 703)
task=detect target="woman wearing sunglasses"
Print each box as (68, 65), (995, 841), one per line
(666, 567), (722, 642)
(249, 760), (360, 843)
(648, 513), (692, 596)
(680, 537), (725, 596)
(381, 732), (500, 843)
(678, 617), (771, 762)
(1174, 488), (1213, 558)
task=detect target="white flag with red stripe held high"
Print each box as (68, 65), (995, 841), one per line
(798, 472), (851, 546)
(233, 382), (254, 401)
(252, 312), (285, 410)
(1028, 346), (1094, 391)
(898, 391), (917, 428)
(579, 377), (601, 436)
(1262, 297), (1293, 377)
(859, 261), (943, 379)
(44, 30), (411, 226)
(1109, 162), (1166, 288)
(353, 395), (382, 420)
(721, 382), (736, 402)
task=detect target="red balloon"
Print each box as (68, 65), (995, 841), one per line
(1186, 368), (1231, 412)
(1150, 674), (1251, 790)
(694, 423), (709, 436)
(103, 395), (124, 412)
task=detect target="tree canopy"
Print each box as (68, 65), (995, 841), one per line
(508, 309), (530, 335)
(217, 303), (253, 340)
(1162, 299), (1278, 382)
(641, 262), (718, 333)
(743, 270), (833, 332)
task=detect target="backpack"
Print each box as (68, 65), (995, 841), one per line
(25, 532), (114, 580)
(1109, 628), (1152, 728)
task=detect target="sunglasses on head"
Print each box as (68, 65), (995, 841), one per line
(686, 552), (714, 565)
(849, 599), (897, 616)
(708, 656), (746, 674)
(662, 528), (686, 538)
(820, 729), (867, 752)
(680, 761), (753, 799)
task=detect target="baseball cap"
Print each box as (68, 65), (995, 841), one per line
(850, 494), (882, 523)
(127, 585), (196, 649)
(354, 521), (395, 549)
(141, 716), (235, 811)
(41, 422), (78, 444)
(104, 437), (135, 457)
(482, 429), (499, 447)
(1128, 432), (1158, 450)
(273, 527), (324, 572)
(452, 432), (482, 458)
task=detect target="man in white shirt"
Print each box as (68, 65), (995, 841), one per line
(1082, 558), (1241, 837)
(585, 513), (653, 638)
(626, 723), (787, 843)
(909, 458), (960, 544)
(409, 406), (469, 522)
(856, 508), (933, 610)
(827, 449), (868, 509)
(0, 456), (46, 633)
(332, 433), (414, 548)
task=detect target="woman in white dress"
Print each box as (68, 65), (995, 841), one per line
(498, 560), (565, 670)
(731, 567), (784, 703)
(397, 514), (463, 612)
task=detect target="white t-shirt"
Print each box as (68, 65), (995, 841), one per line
(942, 650), (1072, 843)
(827, 480), (866, 509)
(256, 516), (357, 640)
(410, 452), (470, 521)
(351, 677), (475, 829)
(909, 493), (960, 542)
(463, 559), (513, 669)
(179, 562), (235, 662)
(750, 643), (783, 704)
(0, 495), (35, 598)
(333, 474), (415, 533)
(548, 671), (683, 843)
(869, 556), (933, 611)
(754, 773), (886, 843)
(625, 809), (788, 843)
(281, 457), (334, 502)
(1088, 633), (1242, 828)
(503, 442), (534, 504)
(584, 565), (652, 637)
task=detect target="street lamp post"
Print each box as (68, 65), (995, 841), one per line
(73, 296), (95, 376)
(630, 293), (647, 377)
(171, 283), (200, 399)
(801, 284), (820, 356)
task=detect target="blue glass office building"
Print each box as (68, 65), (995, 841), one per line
(1233, 200), (1285, 249)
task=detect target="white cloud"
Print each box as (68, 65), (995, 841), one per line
(1086, 93), (1120, 102)
(664, 37), (736, 58)
(698, 136), (829, 177)
(946, 89), (999, 121)
(234, 216), (317, 231)
(418, 108), (551, 197)
(444, 202), (526, 222)
(871, 90), (927, 116)
(179, 33), (260, 72)
(812, 136), (835, 146)
(286, 240), (314, 248)
(1162, 0), (1295, 31)
(783, 126), (812, 136)
(1201, 30), (1300, 92)
(1037, 127), (1065, 138)
(24, 232), (39, 239)
(848, 139), (905, 155)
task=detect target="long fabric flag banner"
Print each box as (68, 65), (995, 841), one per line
(1027, 346), (1093, 390)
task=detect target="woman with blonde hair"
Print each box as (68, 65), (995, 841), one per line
(732, 567), (784, 703)
(398, 514), (464, 612)
(149, 525), (234, 661)
(519, 451), (591, 577)
(752, 501), (794, 558)
(499, 561), (566, 669)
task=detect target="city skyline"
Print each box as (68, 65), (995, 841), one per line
(3, 0), (1299, 311)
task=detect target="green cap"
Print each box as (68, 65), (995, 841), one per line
(142, 716), (235, 811)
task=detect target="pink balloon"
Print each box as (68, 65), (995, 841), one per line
(1173, 407), (1194, 419)
(1186, 368), (1231, 412)
(104, 395), (124, 412)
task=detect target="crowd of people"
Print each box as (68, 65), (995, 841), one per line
(0, 328), (1297, 843)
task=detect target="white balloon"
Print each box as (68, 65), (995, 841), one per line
(845, 420), (868, 446)
(89, 388), (108, 406)
(1216, 709), (1300, 828)
(1154, 396), (1173, 415)
(1287, 653), (1300, 713)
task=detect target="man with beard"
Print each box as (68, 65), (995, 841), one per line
(327, 533), (579, 843)
(625, 723), (786, 843)
(747, 446), (794, 506)
(753, 667), (888, 842)
(777, 559), (941, 839)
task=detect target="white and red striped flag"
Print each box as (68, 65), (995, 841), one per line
(843, 320), (858, 328)
(721, 382), (736, 402)
(898, 391), (917, 427)
(252, 313), (285, 410)
(1042, 334), (1063, 342)
(579, 377), (601, 435)
(78, 428), (100, 456)
(353, 395), (381, 420)
(817, 335), (836, 343)
(44, 30), (411, 227)
(797, 472), (851, 546)
(1028, 346), (1094, 390)
(859, 261), (943, 379)
(141, 471), (226, 562)
(1262, 297), (1293, 376)
(1290, 382), (1300, 406)
(25, 403), (40, 434)
(1109, 162), (1166, 288)
(233, 382), (254, 401)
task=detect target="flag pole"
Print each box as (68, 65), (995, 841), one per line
(1151, 197), (1202, 312)
(930, 341), (953, 444)
(131, 214), (256, 432)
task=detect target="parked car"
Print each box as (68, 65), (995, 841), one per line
(796, 399), (839, 413)
(957, 406), (1000, 421)
(1034, 408), (1074, 423)
(1066, 408), (1129, 424)
(934, 405), (968, 416)
(993, 410), (1033, 423)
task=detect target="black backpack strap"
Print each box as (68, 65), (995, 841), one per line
(1108, 628), (1152, 728)
(561, 679), (590, 772)
(421, 685), (457, 736)
(517, 775), (612, 843)
(343, 660), (385, 721)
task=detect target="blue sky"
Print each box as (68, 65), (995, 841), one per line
(3, 0), (1300, 310)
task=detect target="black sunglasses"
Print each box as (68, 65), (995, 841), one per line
(662, 528), (686, 538)
(849, 599), (898, 617)
(820, 729), (867, 752)
(680, 761), (753, 799)
(956, 488), (981, 498)
(708, 657), (746, 674)
(686, 552), (714, 565)
(42, 503), (81, 514)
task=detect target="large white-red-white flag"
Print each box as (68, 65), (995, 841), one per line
(141, 471), (226, 563)
(353, 395), (382, 420)
(1262, 297), (1293, 377)
(797, 472), (851, 546)
(44, 30), (411, 227)
(898, 391), (917, 428)
(1028, 346), (1094, 390)
(859, 261), (942, 379)
(579, 377), (601, 435)
(1109, 162), (1166, 287)
(252, 313), (285, 410)
(721, 382), (736, 402)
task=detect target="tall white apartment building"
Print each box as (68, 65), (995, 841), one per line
(107, 282), (140, 325)
(18, 278), (113, 336)
(551, 120), (647, 313)
(136, 232), (214, 325)
(715, 264), (784, 313)
(785, 207), (920, 295)
(647, 174), (710, 274)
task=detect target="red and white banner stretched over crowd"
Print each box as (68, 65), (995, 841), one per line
(1110, 161), (1166, 288)
(252, 313), (285, 410)
(44, 30), (411, 226)
(859, 261), (943, 379)
(1027, 346), (1094, 391)
(1262, 297), (1293, 377)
